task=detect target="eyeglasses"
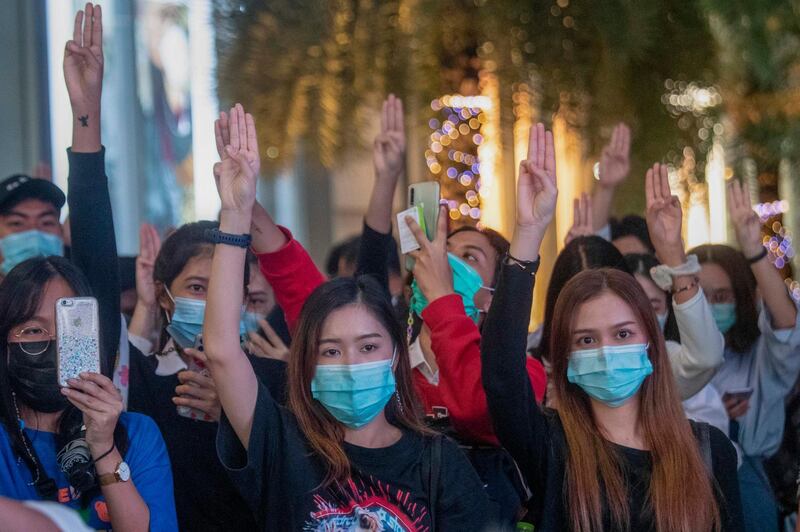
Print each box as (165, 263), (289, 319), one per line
(11, 326), (55, 355)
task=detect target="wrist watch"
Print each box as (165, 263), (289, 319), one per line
(204, 228), (252, 248)
(98, 461), (131, 486)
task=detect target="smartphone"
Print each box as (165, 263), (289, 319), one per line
(405, 181), (441, 271)
(722, 387), (754, 403)
(176, 335), (213, 421)
(56, 297), (101, 387)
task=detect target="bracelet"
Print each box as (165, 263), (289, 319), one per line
(650, 254), (701, 291)
(671, 276), (699, 296)
(746, 247), (768, 264)
(204, 228), (252, 248)
(504, 253), (540, 276)
(93, 443), (116, 464)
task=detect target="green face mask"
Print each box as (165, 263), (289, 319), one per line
(409, 253), (488, 323)
(711, 303), (737, 334)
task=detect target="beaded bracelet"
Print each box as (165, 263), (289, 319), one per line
(671, 276), (699, 296)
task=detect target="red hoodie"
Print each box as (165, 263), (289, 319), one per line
(256, 228), (546, 446)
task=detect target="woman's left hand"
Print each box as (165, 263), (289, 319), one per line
(61, 372), (123, 455)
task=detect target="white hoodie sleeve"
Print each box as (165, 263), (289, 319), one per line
(666, 288), (725, 399)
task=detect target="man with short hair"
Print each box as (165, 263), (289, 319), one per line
(0, 174), (66, 275)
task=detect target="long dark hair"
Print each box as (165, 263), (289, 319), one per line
(535, 236), (629, 361)
(287, 275), (430, 485)
(153, 220), (250, 351)
(624, 253), (680, 342)
(0, 257), (128, 503)
(690, 244), (760, 353)
(550, 269), (720, 532)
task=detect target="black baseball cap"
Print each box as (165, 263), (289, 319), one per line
(0, 174), (66, 214)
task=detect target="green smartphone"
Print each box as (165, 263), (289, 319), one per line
(405, 181), (441, 271)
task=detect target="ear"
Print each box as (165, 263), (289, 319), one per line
(155, 281), (173, 314)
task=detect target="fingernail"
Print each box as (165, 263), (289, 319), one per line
(61, 388), (69, 395)
(67, 378), (78, 385)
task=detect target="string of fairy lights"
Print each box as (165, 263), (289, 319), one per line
(426, 95), (491, 224)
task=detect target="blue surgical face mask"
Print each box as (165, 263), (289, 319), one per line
(0, 229), (64, 274)
(656, 312), (668, 332)
(711, 303), (736, 335)
(567, 343), (653, 408)
(165, 289), (247, 348)
(410, 253), (488, 323)
(311, 353), (397, 429)
(242, 311), (266, 333)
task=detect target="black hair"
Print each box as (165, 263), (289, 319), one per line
(624, 253), (680, 342)
(325, 236), (361, 277)
(448, 225), (510, 287)
(153, 221), (250, 350)
(690, 244), (760, 353)
(535, 236), (629, 361)
(610, 215), (655, 253)
(0, 257), (128, 504)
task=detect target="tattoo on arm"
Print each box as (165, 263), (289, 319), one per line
(78, 115), (89, 127)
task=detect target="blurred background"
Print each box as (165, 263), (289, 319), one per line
(4, 0), (800, 320)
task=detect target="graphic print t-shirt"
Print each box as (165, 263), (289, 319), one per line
(217, 383), (490, 531)
(0, 412), (177, 531)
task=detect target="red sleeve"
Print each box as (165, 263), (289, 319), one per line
(421, 295), (547, 445)
(255, 226), (326, 331)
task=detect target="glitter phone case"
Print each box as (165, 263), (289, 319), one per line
(56, 297), (101, 387)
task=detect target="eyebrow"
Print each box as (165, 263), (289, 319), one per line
(462, 244), (488, 259)
(184, 276), (209, 284)
(5, 208), (58, 219)
(319, 333), (384, 344)
(572, 320), (637, 334)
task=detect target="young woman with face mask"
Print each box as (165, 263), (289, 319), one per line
(122, 218), (290, 531)
(689, 180), (800, 532)
(0, 257), (176, 530)
(621, 163), (728, 435)
(0, 6), (177, 529)
(203, 108), (490, 530)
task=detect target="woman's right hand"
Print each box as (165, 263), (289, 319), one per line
(246, 320), (290, 362)
(173, 348), (221, 422)
(565, 193), (593, 246)
(217, 104), (259, 215)
(645, 162), (685, 267)
(407, 206), (455, 303)
(727, 179), (763, 258)
(135, 223), (160, 309)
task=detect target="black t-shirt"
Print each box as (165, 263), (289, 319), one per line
(128, 346), (288, 531)
(216, 382), (490, 531)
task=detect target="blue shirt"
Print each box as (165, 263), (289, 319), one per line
(0, 412), (177, 531)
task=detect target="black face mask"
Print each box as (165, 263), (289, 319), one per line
(8, 342), (69, 413)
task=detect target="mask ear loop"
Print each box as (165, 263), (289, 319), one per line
(163, 286), (176, 323)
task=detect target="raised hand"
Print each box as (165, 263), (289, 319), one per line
(645, 162), (685, 266)
(516, 123), (558, 234)
(597, 123), (630, 189)
(373, 95), (406, 183)
(136, 224), (161, 309)
(727, 179), (763, 258)
(217, 104), (258, 214)
(64, 3), (103, 114)
(407, 206), (454, 303)
(565, 193), (594, 246)
(214, 106), (261, 184)
(61, 372), (123, 453)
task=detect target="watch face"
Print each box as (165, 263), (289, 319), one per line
(117, 461), (131, 482)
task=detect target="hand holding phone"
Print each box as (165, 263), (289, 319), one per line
(56, 297), (101, 387)
(404, 181), (440, 271)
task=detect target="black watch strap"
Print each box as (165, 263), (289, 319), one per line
(205, 228), (252, 248)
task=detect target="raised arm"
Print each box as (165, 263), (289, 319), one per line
(215, 107), (322, 331)
(591, 123), (630, 231)
(64, 2), (120, 376)
(728, 179), (797, 329)
(645, 163), (723, 396)
(481, 123), (557, 482)
(128, 223), (160, 351)
(564, 193), (593, 246)
(356, 95), (405, 290)
(203, 105), (260, 447)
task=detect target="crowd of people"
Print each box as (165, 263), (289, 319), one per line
(1, 3), (800, 531)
